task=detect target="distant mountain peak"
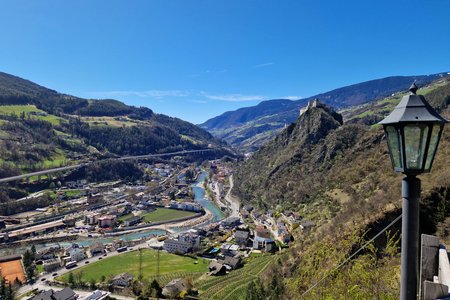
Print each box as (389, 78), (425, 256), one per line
(201, 72), (448, 152)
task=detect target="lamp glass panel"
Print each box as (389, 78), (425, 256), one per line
(385, 125), (402, 169)
(404, 124), (429, 170)
(424, 124), (443, 171)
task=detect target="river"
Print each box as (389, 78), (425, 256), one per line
(0, 170), (224, 255)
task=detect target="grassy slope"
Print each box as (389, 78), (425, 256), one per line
(0, 105), (64, 125)
(59, 249), (209, 283)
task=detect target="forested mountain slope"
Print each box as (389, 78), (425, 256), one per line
(233, 79), (450, 298)
(0, 72), (232, 179)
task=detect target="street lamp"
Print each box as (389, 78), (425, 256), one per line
(379, 83), (447, 300)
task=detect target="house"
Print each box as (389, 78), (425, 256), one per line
(89, 243), (105, 256)
(31, 287), (77, 300)
(218, 256), (241, 270)
(66, 247), (86, 262)
(43, 258), (62, 272)
(123, 216), (143, 227)
(64, 243), (80, 256)
(220, 244), (239, 257)
(255, 225), (271, 239)
(36, 247), (59, 261)
(111, 273), (134, 288)
(253, 236), (275, 252)
(81, 290), (109, 300)
(234, 228), (250, 246)
(208, 261), (227, 276)
(162, 278), (186, 298)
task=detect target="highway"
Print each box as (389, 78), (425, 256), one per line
(0, 148), (216, 184)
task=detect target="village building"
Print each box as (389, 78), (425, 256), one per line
(89, 243), (105, 256)
(42, 258), (62, 272)
(217, 256), (241, 270)
(208, 261), (227, 276)
(162, 278), (186, 298)
(82, 290), (110, 300)
(64, 244), (86, 262)
(123, 216), (143, 227)
(253, 236), (275, 252)
(163, 232), (201, 254)
(220, 244), (240, 257)
(234, 228), (250, 246)
(98, 215), (116, 228)
(36, 247), (59, 261)
(84, 213), (100, 225)
(111, 273), (134, 289)
(31, 287), (77, 300)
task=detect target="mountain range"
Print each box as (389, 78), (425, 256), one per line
(200, 73), (449, 152)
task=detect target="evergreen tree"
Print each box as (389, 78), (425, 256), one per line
(0, 276), (5, 298)
(245, 279), (265, 300)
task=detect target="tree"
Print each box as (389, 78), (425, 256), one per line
(146, 279), (163, 298)
(245, 279), (265, 300)
(75, 271), (84, 287)
(25, 266), (35, 281)
(68, 272), (75, 288)
(132, 280), (142, 296)
(89, 278), (96, 290)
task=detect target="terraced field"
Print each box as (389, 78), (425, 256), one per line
(195, 254), (275, 300)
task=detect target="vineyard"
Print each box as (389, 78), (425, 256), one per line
(195, 254), (275, 300)
(147, 271), (204, 286)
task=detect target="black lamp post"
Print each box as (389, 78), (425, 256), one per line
(379, 83), (447, 300)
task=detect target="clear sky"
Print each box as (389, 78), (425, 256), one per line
(1, 0), (449, 124)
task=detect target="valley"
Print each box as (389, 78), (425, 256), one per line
(0, 72), (449, 300)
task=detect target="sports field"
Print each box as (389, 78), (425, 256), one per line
(0, 259), (26, 284)
(142, 207), (197, 223)
(58, 248), (209, 284)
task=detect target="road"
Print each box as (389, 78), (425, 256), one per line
(0, 148), (216, 184)
(224, 175), (240, 218)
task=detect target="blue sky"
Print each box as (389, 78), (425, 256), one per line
(1, 0), (449, 124)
